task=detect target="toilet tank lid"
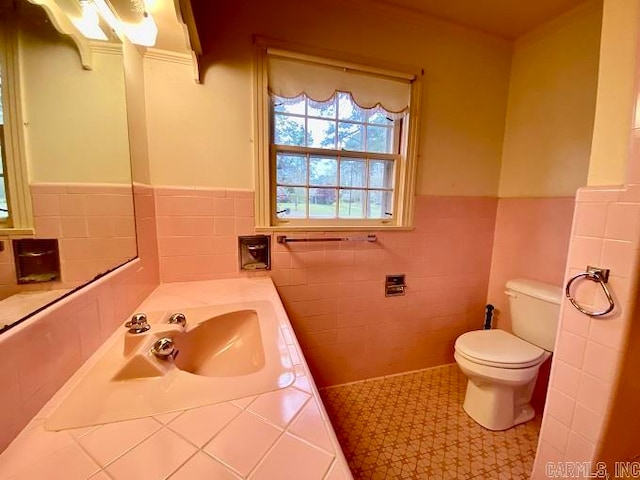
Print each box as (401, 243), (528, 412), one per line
(505, 278), (562, 304)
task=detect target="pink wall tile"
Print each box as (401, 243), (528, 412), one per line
(486, 197), (574, 333)
(574, 202), (608, 237)
(565, 431), (595, 464)
(31, 194), (60, 217)
(58, 194), (86, 216)
(0, 183), (159, 453)
(582, 341), (619, 382)
(534, 184), (640, 473)
(571, 403), (603, 444)
(576, 373), (611, 416)
(552, 360), (582, 398)
(605, 202), (640, 240)
(601, 239), (635, 278)
(60, 217), (89, 238)
(555, 330), (587, 369)
(545, 388), (575, 427)
(34, 217), (62, 238)
(542, 415), (570, 453)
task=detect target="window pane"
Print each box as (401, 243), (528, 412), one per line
(368, 111), (392, 125)
(276, 186), (307, 218)
(338, 189), (365, 218)
(309, 188), (337, 218)
(273, 95), (305, 115)
(338, 122), (363, 151)
(337, 92), (363, 122)
(369, 159), (394, 188)
(276, 153), (307, 185)
(367, 190), (393, 219)
(309, 157), (337, 186)
(366, 125), (393, 153)
(340, 159), (366, 188)
(0, 178), (7, 220)
(274, 114), (305, 146)
(308, 97), (336, 118)
(307, 118), (335, 148)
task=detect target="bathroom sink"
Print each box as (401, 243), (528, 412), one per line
(46, 301), (295, 431)
(173, 310), (265, 377)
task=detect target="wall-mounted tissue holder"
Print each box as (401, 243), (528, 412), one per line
(385, 274), (406, 297)
(238, 235), (271, 271)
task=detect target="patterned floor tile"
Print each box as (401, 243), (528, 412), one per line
(321, 364), (540, 480)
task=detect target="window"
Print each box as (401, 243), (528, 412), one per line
(0, 55), (9, 222)
(0, 19), (33, 233)
(254, 40), (421, 230)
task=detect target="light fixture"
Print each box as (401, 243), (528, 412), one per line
(71, 0), (108, 41)
(121, 10), (158, 47)
(82, 0), (158, 47)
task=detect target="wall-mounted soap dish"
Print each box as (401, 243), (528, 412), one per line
(13, 238), (61, 284)
(238, 235), (270, 271)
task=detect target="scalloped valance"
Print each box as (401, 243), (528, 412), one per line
(267, 48), (415, 115)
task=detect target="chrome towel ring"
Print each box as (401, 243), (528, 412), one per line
(565, 266), (614, 317)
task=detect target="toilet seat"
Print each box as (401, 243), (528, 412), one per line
(455, 329), (546, 369)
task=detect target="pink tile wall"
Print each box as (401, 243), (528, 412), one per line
(154, 186), (258, 282)
(155, 187), (498, 387)
(0, 183), (159, 453)
(487, 197), (575, 332)
(532, 185), (640, 478)
(30, 183), (137, 288)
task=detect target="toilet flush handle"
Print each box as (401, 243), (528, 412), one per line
(504, 290), (517, 298)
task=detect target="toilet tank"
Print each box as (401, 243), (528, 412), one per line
(505, 278), (562, 352)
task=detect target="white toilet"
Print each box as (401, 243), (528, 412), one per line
(454, 278), (562, 431)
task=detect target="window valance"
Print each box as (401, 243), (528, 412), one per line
(267, 48), (415, 114)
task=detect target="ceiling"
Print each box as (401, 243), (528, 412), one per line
(370, 0), (590, 39)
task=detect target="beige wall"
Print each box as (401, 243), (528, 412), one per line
(19, 25), (132, 184)
(123, 41), (151, 185)
(498, 1), (601, 198)
(588, 0), (640, 186)
(144, 0), (513, 196)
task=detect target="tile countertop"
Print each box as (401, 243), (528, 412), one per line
(0, 278), (353, 480)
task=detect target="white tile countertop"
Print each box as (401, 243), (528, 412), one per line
(0, 278), (352, 479)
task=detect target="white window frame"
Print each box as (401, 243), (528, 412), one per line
(0, 19), (34, 235)
(253, 38), (422, 232)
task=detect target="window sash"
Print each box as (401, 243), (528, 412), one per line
(271, 145), (398, 224)
(272, 91), (404, 155)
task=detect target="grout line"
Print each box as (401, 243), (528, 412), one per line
(244, 396), (314, 478)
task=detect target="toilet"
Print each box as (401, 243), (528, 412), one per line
(454, 278), (562, 431)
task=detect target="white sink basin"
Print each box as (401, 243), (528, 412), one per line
(46, 301), (294, 431)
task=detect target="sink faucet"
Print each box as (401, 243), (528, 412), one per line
(124, 313), (150, 334)
(151, 337), (178, 360)
(168, 313), (187, 328)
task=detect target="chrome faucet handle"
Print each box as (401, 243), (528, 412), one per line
(151, 337), (178, 360)
(168, 313), (186, 328)
(124, 313), (150, 334)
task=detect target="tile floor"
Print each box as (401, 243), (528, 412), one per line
(321, 364), (541, 479)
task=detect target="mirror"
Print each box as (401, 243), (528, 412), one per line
(0, 1), (137, 331)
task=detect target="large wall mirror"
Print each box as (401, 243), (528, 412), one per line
(0, 0), (137, 332)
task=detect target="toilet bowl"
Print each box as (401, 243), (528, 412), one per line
(454, 279), (561, 431)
